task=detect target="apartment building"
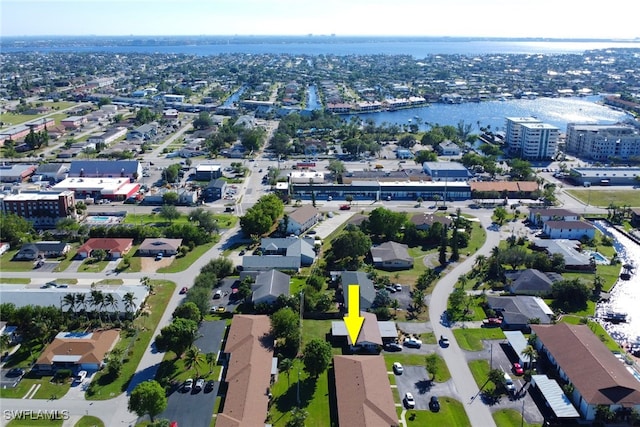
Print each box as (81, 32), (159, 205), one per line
(565, 123), (640, 161)
(519, 122), (559, 160)
(1, 190), (76, 228)
(505, 116), (542, 155)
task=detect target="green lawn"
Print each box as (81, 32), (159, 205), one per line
(74, 416), (105, 427)
(6, 419), (64, 427)
(0, 250), (37, 272)
(0, 277), (30, 284)
(86, 280), (175, 400)
(0, 370), (71, 400)
(493, 409), (543, 427)
(468, 359), (493, 391)
(453, 328), (505, 351)
(566, 189), (640, 207)
(157, 242), (216, 273)
(404, 398), (470, 426)
(383, 353), (451, 382)
(78, 259), (109, 273)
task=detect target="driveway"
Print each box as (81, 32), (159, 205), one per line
(393, 365), (456, 410)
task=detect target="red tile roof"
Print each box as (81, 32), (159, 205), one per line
(77, 238), (133, 255)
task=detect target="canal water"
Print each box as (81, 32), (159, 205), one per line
(592, 220), (640, 348)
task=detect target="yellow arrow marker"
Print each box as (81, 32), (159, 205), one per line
(344, 284), (365, 345)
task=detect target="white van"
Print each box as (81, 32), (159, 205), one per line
(503, 372), (515, 392)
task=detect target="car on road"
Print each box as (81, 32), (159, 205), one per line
(384, 342), (402, 352)
(504, 372), (516, 393)
(429, 396), (440, 412)
(392, 362), (404, 375)
(339, 204), (351, 210)
(403, 337), (422, 348)
(404, 392), (416, 408)
(183, 378), (193, 392)
(179, 287), (188, 294)
(6, 368), (25, 378)
(194, 378), (204, 392)
(512, 362), (524, 375)
(204, 380), (215, 393)
(210, 305), (226, 314)
(439, 335), (450, 347)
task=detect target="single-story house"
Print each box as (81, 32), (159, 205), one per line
(77, 238), (133, 259)
(370, 241), (414, 270)
(138, 238), (182, 256)
(241, 256), (300, 272)
(533, 323), (640, 421)
(251, 269), (291, 306)
(35, 329), (120, 373)
(543, 221), (596, 240)
(437, 140), (461, 156)
(410, 213), (452, 230)
(531, 239), (594, 271)
(13, 241), (71, 261)
(528, 208), (580, 226)
(341, 271), (376, 311)
(260, 237), (316, 266)
(217, 315), (274, 427)
(486, 295), (553, 332)
(285, 205), (321, 235)
(331, 313), (398, 353)
(504, 269), (563, 297)
(333, 355), (399, 427)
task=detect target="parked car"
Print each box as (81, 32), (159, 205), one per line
(204, 380), (215, 393)
(503, 372), (516, 393)
(183, 378), (193, 392)
(392, 362), (404, 375)
(394, 284), (402, 292)
(6, 368), (25, 378)
(155, 252), (164, 261)
(339, 204), (351, 210)
(403, 338), (422, 348)
(194, 378), (204, 392)
(179, 287), (188, 295)
(404, 392), (416, 408)
(210, 306), (226, 314)
(385, 285), (396, 293)
(213, 290), (222, 299)
(483, 317), (502, 327)
(512, 362), (524, 375)
(429, 396), (440, 412)
(384, 342), (402, 352)
(439, 335), (450, 347)
(74, 370), (87, 384)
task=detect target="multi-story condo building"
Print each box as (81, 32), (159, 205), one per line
(519, 122), (559, 160)
(1, 190), (76, 228)
(505, 117), (542, 155)
(565, 123), (640, 161)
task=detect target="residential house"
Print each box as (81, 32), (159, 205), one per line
(241, 256), (301, 272)
(504, 269), (562, 297)
(138, 238), (182, 256)
(77, 238), (133, 259)
(35, 330), (120, 373)
(217, 315), (274, 427)
(531, 239), (594, 271)
(410, 213), (452, 231)
(543, 221), (596, 240)
(333, 355), (399, 427)
(127, 122), (158, 141)
(285, 205), (320, 235)
(251, 269), (290, 306)
(437, 140), (461, 156)
(13, 241), (71, 261)
(485, 295), (554, 332)
(528, 208), (580, 226)
(533, 323), (640, 421)
(341, 271), (376, 311)
(87, 127), (127, 146)
(331, 312), (383, 353)
(370, 241), (413, 270)
(61, 116), (88, 129)
(260, 237), (316, 266)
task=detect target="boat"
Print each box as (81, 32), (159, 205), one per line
(621, 272), (631, 280)
(603, 311), (628, 323)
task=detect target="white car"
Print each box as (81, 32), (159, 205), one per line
(74, 370), (87, 384)
(404, 392), (416, 408)
(392, 362), (404, 375)
(183, 378), (193, 392)
(195, 378), (205, 392)
(403, 337), (423, 348)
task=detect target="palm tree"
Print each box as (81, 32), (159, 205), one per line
(104, 293), (117, 322)
(521, 345), (538, 370)
(390, 299), (400, 317)
(75, 293), (88, 323)
(184, 346), (206, 378)
(62, 293), (77, 318)
(205, 352), (216, 375)
(278, 357), (293, 387)
(123, 292), (136, 320)
(474, 254), (487, 271)
(89, 289), (105, 325)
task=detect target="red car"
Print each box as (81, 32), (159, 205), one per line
(513, 362), (524, 375)
(339, 204), (351, 210)
(179, 287), (188, 295)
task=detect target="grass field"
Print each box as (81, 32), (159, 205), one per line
(6, 419), (64, 427)
(453, 328), (505, 351)
(404, 398), (470, 426)
(383, 353), (451, 382)
(468, 359), (492, 391)
(493, 409), (543, 427)
(566, 189), (640, 207)
(74, 416), (105, 427)
(157, 241), (216, 273)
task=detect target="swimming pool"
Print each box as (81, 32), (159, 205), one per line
(89, 216), (110, 222)
(587, 251), (608, 264)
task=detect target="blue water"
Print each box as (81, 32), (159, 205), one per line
(4, 37), (640, 57)
(306, 85), (320, 111)
(345, 95), (631, 133)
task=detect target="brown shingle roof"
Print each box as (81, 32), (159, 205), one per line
(544, 220), (595, 230)
(217, 315), (273, 427)
(36, 329), (120, 366)
(347, 311), (383, 346)
(409, 213), (452, 228)
(334, 355), (399, 427)
(288, 204), (320, 226)
(533, 323), (640, 405)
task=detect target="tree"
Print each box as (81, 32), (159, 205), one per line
(128, 380), (167, 422)
(123, 292), (136, 319)
(0, 212), (34, 246)
(161, 192), (179, 206)
(189, 208), (218, 233)
(302, 338), (332, 378)
(183, 346), (206, 377)
(159, 204), (180, 223)
(286, 407), (308, 427)
(521, 345), (538, 370)
(154, 318), (199, 359)
(172, 302), (201, 322)
(493, 206), (507, 225)
(193, 112), (213, 130)
(270, 307), (299, 342)
(488, 368), (506, 390)
(425, 353), (439, 382)
(330, 228), (372, 264)
(135, 107), (158, 125)
(438, 224), (448, 265)
(278, 357), (293, 387)
(327, 159), (345, 176)
(62, 293), (77, 317)
(552, 278), (590, 312)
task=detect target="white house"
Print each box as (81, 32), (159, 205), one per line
(286, 205), (320, 235)
(528, 208), (580, 226)
(543, 221), (596, 240)
(437, 140), (461, 156)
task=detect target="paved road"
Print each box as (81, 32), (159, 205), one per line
(428, 212), (501, 427)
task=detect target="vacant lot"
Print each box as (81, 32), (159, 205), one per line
(566, 189), (640, 207)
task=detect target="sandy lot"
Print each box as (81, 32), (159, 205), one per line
(140, 255), (174, 273)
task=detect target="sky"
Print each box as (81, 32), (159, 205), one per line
(1, 0), (638, 39)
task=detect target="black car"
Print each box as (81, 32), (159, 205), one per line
(384, 342), (402, 352)
(6, 368), (25, 378)
(429, 396), (440, 412)
(204, 380), (215, 393)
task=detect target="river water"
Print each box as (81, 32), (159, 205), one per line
(592, 221), (640, 348)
